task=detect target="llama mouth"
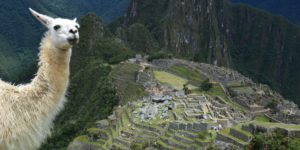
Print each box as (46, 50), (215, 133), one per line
(67, 38), (79, 45)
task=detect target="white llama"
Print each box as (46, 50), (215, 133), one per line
(0, 8), (80, 150)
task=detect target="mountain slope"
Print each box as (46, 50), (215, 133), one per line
(116, 0), (300, 105)
(230, 0), (300, 24)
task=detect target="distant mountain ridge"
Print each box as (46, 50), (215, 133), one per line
(230, 0), (300, 24)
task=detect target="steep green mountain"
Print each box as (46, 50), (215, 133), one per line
(115, 0), (300, 105)
(0, 0), (129, 82)
(230, 0), (300, 24)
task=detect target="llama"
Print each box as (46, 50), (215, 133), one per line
(0, 8), (80, 150)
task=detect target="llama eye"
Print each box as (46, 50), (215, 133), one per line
(53, 25), (61, 30)
(75, 25), (79, 29)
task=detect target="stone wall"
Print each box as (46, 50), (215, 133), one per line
(168, 122), (209, 132)
(216, 134), (247, 148)
(230, 128), (252, 142)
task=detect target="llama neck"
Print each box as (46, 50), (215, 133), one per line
(30, 34), (72, 101)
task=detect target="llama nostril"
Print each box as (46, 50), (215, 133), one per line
(69, 29), (77, 34)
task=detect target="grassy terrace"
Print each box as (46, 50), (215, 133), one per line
(154, 70), (197, 90)
(71, 135), (103, 148)
(208, 84), (227, 97)
(160, 135), (191, 148)
(169, 65), (206, 85)
(234, 124), (253, 137)
(255, 115), (271, 122)
(252, 115), (300, 130)
(219, 128), (249, 145)
(157, 140), (179, 150)
(111, 63), (146, 105)
(253, 121), (300, 130)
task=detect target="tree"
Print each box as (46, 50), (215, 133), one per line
(251, 132), (300, 150)
(183, 83), (191, 95)
(200, 79), (213, 91)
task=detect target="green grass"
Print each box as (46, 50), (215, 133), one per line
(220, 128), (231, 134)
(74, 135), (90, 143)
(121, 112), (130, 127)
(71, 135), (103, 148)
(157, 140), (179, 150)
(219, 128), (249, 145)
(207, 83), (227, 97)
(255, 115), (271, 123)
(111, 63), (147, 104)
(87, 128), (100, 135)
(169, 65), (206, 85)
(154, 71), (197, 90)
(253, 122), (300, 130)
(191, 83), (226, 97)
(208, 130), (218, 140)
(175, 133), (194, 142)
(160, 136), (190, 148)
(234, 124), (253, 137)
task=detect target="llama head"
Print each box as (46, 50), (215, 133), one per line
(29, 8), (80, 50)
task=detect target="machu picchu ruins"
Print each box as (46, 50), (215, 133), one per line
(68, 58), (300, 150)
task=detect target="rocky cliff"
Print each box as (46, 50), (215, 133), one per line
(231, 0), (300, 24)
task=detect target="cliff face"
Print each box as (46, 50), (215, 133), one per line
(121, 0), (300, 104)
(231, 0), (300, 24)
(124, 0), (231, 66)
(226, 4), (300, 103)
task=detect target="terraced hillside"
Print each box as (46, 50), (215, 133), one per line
(68, 58), (300, 150)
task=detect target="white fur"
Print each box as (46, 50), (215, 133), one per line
(0, 8), (79, 150)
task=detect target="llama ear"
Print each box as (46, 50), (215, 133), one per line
(29, 8), (54, 27)
(73, 18), (77, 22)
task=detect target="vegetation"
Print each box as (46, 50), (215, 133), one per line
(255, 115), (271, 123)
(200, 79), (213, 92)
(147, 51), (173, 62)
(253, 122), (300, 130)
(170, 65), (205, 85)
(183, 83), (191, 95)
(154, 71), (187, 90)
(198, 131), (209, 140)
(111, 63), (146, 105)
(251, 132), (300, 150)
(41, 64), (119, 149)
(265, 99), (279, 109)
(122, 23), (159, 53)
